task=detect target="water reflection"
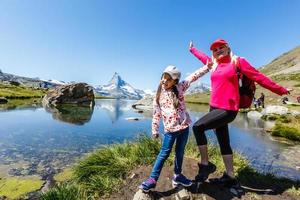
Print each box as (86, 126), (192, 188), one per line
(44, 104), (94, 125)
(0, 99), (299, 181)
(94, 99), (132, 123)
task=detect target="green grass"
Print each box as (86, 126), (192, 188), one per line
(262, 114), (300, 141)
(271, 73), (300, 82)
(0, 98), (42, 110)
(237, 166), (300, 194)
(94, 95), (115, 99)
(54, 168), (74, 183)
(184, 92), (210, 104)
(41, 135), (300, 199)
(0, 83), (46, 98)
(40, 183), (86, 200)
(272, 123), (300, 141)
(259, 45), (300, 76)
(0, 177), (43, 199)
(73, 135), (161, 197)
(184, 139), (248, 176)
(294, 83), (300, 87)
(261, 114), (292, 123)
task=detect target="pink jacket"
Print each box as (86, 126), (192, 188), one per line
(152, 66), (209, 135)
(190, 47), (288, 111)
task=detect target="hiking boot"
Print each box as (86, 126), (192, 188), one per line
(195, 161), (216, 182)
(139, 178), (157, 192)
(209, 172), (239, 187)
(172, 174), (193, 187)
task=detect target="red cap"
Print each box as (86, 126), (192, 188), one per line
(210, 39), (228, 50)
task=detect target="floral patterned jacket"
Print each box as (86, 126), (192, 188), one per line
(152, 66), (209, 135)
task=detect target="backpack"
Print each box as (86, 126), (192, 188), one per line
(233, 57), (256, 109)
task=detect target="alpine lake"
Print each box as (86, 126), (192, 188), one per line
(0, 99), (299, 194)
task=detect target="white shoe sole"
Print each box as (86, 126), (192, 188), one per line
(172, 180), (192, 187)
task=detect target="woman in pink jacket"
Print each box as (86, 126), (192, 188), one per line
(189, 39), (290, 187)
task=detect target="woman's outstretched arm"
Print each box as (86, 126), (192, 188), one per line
(239, 58), (288, 95)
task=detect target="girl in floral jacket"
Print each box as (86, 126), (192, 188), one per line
(139, 64), (209, 192)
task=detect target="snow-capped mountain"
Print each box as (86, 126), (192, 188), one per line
(0, 70), (62, 88)
(143, 89), (156, 96)
(40, 79), (67, 85)
(94, 72), (144, 100)
(186, 81), (211, 94)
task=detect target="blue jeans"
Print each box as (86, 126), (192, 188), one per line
(150, 127), (189, 181)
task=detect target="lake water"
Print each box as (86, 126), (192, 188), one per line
(0, 99), (299, 181)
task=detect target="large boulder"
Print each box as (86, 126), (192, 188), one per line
(262, 105), (289, 115)
(247, 111), (263, 120)
(42, 83), (94, 107)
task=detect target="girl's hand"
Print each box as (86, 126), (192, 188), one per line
(152, 133), (159, 139)
(207, 61), (213, 70)
(189, 41), (194, 50)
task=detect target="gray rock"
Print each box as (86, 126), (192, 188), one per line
(42, 83), (95, 107)
(0, 97), (8, 104)
(132, 189), (154, 200)
(262, 105), (288, 115)
(291, 110), (300, 116)
(132, 95), (154, 111)
(247, 111), (263, 120)
(173, 184), (191, 200)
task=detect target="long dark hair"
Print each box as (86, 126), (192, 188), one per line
(156, 73), (179, 108)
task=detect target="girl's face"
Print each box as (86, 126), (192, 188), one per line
(212, 44), (230, 60)
(161, 73), (176, 90)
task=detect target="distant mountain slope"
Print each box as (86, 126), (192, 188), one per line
(94, 73), (144, 100)
(186, 81), (211, 94)
(0, 70), (62, 88)
(257, 45), (300, 104)
(259, 45), (300, 78)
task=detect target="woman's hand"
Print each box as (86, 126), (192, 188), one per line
(189, 41), (194, 50)
(286, 88), (293, 95)
(152, 133), (159, 139)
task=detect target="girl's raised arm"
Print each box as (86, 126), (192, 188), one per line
(180, 65), (210, 92)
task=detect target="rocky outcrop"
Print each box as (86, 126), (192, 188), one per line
(262, 105), (289, 115)
(42, 83), (94, 107)
(247, 111), (263, 120)
(132, 95), (153, 111)
(0, 97), (8, 104)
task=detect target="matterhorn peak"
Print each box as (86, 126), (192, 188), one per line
(94, 72), (144, 100)
(108, 72), (126, 87)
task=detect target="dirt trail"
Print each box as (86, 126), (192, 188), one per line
(106, 158), (299, 200)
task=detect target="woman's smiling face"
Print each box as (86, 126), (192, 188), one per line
(212, 44), (230, 60)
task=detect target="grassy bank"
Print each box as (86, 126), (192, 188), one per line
(40, 135), (300, 199)
(0, 98), (42, 110)
(262, 114), (300, 141)
(185, 92), (210, 104)
(94, 96), (116, 99)
(272, 117), (300, 141)
(0, 83), (46, 99)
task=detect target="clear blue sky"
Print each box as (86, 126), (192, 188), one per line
(0, 0), (299, 90)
